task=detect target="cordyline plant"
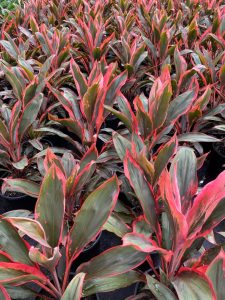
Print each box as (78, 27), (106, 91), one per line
(105, 64), (220, 155)
(116, 145), (225, 299)
(3, 148), (99, 221)
(47, 58), (127, 148)
(0, 153), (121, 299)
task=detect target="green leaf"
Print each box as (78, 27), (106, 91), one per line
(35, 164), (65, 248)
(206, 252), (225, 300)
(6, 218), (50, 248)
(124, 153), (157, 231)
(166, 90), (196, 125)
(83, 83), (99, 123)
(61, 273), (85, 300)
(0, 40), (18, 60)
(170, 147), (197, 213)
(70, 59), (87, 98)
(18, 93), (43, 141)
(153, 135), (177, 184)
(2, 179), (39, 198)
(159, 32), (168, 59)
(219, 64), (225, 88)
(83, 271), (145, 296)
(29, 247), (61, 272)
(77, 246), (147, 280)
(1, 63), (23, 99)
(153, 84), (172, 130)
(12, 156), (28, 170)
(172, 270), (214, 300)
(146, 274), (177, 300)
(103, 212), (131, 238)
(68, 176), (119, 260)
(113, 132), (131, 161)
(178, 133), (220, 143)
(0, 219), (33, 265)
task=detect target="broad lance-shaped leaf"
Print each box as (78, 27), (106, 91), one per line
(70, 59), (88, 98)
(77, 246), (147, 280)
(165, 90), (196, 125)
(153, 134), (177, 184)
(2, 179), (40, 197)
(18, 93), (43, 141)
(35, 164), (66, 248)
(0, 262), (47, 285)
(178, 133), (220, 143)
(113, 132), (131, 161)
(6, 218), (50, 248)
(0, 219), (33, 266)
(83, 271), (145, 296)
(122, 233), (172, 262)
(67, 176), (119, 261)
(146, 274), (177, 300)
(172, 269), (215, 300)
(61, 273), (85, 300)
(170, 147), (197, 214)
(187, 170), (225, 237)
(82, 83), (99, 123)
(206, 251), (225, 300)
(124, 152), (157, 231)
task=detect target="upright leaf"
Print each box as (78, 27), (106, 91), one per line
(35, 164), (65, 248)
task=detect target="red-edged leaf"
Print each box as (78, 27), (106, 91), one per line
(172, 268), (216, 300)
(70, 59), (88, 98)
(0, 262), (47, 285)
(67, 176), (119, 261)
(35, 164), (66, 248)
(77, 245), (147, 280)
(123, 233), (172, 262)
(61, 273), (85, 300)
(170, 147), (197, 214)
(6, 218), (50, 248)
(0, 285), (11, 300)
(124, 152), (157, 231)
(187, 170), (225, 237)
(153, 134), (177, 184)
(206, 251), (225, 300)
(0, 218), (33, 266)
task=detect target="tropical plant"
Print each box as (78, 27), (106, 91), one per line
(115, 146), (225, 299)
(0, 156), (120, 299)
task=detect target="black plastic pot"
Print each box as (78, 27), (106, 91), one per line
(0, 191), (36, 214)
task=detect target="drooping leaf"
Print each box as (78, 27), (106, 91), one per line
(0, 219), (33, 266)
(77, 246), (147, 280)
(6, 218), (50, 248)
(2, 179), (39, 198)
(83, 271), (145, 296)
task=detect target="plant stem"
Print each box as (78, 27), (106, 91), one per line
(36, 281), (58, 298)
(52, 269), (62, 295)
(62, 260), (72, 292)
(47, 280), (62, 299)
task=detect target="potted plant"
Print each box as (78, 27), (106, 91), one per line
(0, 154), (121, 299)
